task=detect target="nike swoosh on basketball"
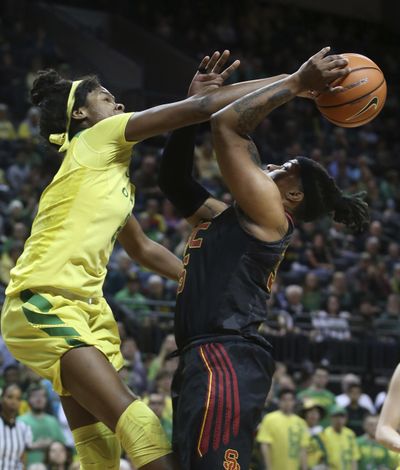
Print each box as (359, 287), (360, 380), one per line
(346, 96), (379, 121)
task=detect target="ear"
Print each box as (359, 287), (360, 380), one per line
(71, 107), (88, 122)
(286, 189), (304, 203)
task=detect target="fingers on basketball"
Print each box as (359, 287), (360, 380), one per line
(316, 53), (387, 128)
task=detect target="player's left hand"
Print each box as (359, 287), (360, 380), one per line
(187, 50), (241, 97)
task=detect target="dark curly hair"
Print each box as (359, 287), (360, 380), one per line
(30, 69), (101, 146)
(294, 157), (370, 233)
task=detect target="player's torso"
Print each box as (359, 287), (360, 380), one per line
(7, 139), (134, 298)
(174, 206), (292, 348)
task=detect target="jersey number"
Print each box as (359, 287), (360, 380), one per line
(266, 248), (288, 293)
(177, 222), (211, 295)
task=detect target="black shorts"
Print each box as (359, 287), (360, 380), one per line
(171, 337), (275, 470)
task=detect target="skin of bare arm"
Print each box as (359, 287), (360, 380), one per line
(260, 443), (273, 469)
(185, 73), (293, 227)
(376, 363), (400, 452)
(210, 47), (349, 241)
(118, 216), (182, 281)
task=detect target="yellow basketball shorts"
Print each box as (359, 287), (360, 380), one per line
(1, 289), (124, 396)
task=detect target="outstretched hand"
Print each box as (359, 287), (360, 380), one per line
(295, 46), (350, 94)
(188, 50), (241, 97)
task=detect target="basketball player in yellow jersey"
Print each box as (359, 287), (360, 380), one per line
(0, 50), (310, 470)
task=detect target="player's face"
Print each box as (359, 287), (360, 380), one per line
(265, 159), (303, 201)
(77, 86), (125, 126)
(265, 159), (300, 182)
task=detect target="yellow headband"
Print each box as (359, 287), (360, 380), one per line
(49, 80), (83, 153)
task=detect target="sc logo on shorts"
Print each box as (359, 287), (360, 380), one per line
(223, 449), (240, 470)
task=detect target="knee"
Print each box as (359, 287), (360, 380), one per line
(73, 422), (121, 470)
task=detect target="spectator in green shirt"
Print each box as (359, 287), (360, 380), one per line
(18, 385), (65, 465)
(357, 414), (395, 469)
(114, 271), (150, 321)
(297, 365), (336, 427)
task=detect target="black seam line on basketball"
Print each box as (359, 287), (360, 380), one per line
(347, 66), (382, 72)
(318, 78), (385, 109)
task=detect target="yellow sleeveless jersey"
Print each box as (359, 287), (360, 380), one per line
(6, 112), (136, 299)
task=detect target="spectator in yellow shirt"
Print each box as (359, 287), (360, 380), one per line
(257, 389), (309, 470)
(0, 103), (16, 140)
(322, 405), (360, 470)
(17, 106), (40, 141)
(300, 399), (327, 469)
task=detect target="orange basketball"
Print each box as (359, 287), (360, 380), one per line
(316, 53), (387, 128)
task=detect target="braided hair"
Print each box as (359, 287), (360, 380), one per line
(30, 69), (101, 145)
(294, 157), (370, 233)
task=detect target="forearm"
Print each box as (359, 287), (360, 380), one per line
(118, 216), (181, 281)
(134, 240), (182, 281)
(211, 74), (302, 136)
(198, 74), (289, 118)
(159, 125), (210, 217)
(260, 443), (273, 469)
(376, 425), (400, 452)
(126, 75), (291, 141)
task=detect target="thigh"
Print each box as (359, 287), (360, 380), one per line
(60, 396), (99, 431)
(174, 341), (274, 470)
(60, 346), (136, 431)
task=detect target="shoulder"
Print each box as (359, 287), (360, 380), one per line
(297, 388), (311, 397)
(16, 413), (30, 422)
(262, 410), (279, 423)
(356, 435), (365, 444)
(80, 112), (135, 148)
(346, 427), (357, 438)
(16, 419), (31, 433)
(326, 390), (336, 399)
(293, 415), (307, 426)
(92, 112), (134, 132)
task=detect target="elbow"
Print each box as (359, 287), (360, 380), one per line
(210, 110), (230, 135)
(134, 240), (152, 265)
(375, 425), (388, 446)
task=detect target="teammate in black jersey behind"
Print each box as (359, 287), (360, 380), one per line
(159, 47), (369, 470)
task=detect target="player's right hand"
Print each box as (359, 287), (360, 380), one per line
(187, 50), (241, 97)
(294, 46), (350, 93)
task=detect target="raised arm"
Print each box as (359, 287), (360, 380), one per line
(158, 125), (227, 227)
(210, 47), (349, 238)
(157, 65), (298, 226)
(125, 50), (292, 142)
(118, 215), (182, 281)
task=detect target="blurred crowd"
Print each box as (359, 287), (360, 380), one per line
(1, 1), (400, 469)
